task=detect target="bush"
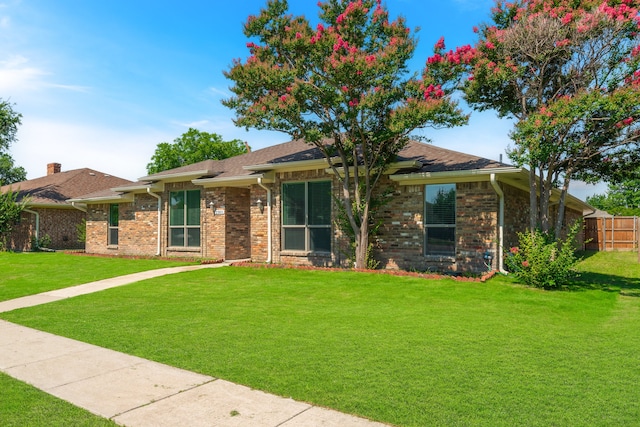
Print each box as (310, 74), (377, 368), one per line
(505, 222), (581, 289)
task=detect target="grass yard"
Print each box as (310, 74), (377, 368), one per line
(0, 252), (195, 301)
(0, 372), (115, 427)
(2, 251), (640, 426)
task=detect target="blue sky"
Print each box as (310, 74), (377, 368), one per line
(1, 0), (604, 200)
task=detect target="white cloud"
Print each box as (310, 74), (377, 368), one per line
(13, 118), (173, 181)
(0, 55), (48, 92)
(0, 55), (91, 94)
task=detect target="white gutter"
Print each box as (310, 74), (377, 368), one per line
(146, 187), (162, 256)
(70, 201), (87, 212)
(24, 208), (39, 245)
(490, 174), (508, 274)
(257, 177), (272, 263)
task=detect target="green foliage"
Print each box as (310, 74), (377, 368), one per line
(427, 1), (640, 235)
(587, 177), (640, 216)
(0, 152), (26, 186)
(0, 188), (27, 251)
(76, 219), (87, 243)
(0, 99), (26, 186)
(146, 128), (248, 174)
(223, 0), (467, 267)
(333, 183), (388, 269)
(30, 233), (51, 251)
(505, 222), (582, 289)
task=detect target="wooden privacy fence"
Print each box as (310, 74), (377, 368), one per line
(584, 216), (638, 251)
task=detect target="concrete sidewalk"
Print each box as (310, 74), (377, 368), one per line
(0, 265), (388, 426)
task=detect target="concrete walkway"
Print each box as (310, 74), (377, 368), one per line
(0, 264), (388, 426)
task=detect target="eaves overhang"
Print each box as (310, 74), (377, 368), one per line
(244, 157), (338, 173)
(23, 202), (78, 209)
(390, 167), (525, 185)
(192, 171), (276, 188)
(138, 170), (217, 183)
(67, 193), (135, 204)
(110, 182), (164, 193)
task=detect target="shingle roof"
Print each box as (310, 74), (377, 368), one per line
(397, 141), (508, 173)
(143, 138), (509, 181)
(1, 168), (133, 206)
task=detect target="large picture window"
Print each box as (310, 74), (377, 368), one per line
(108, 204), (118, 246)
(424, 183), (456, 256)
(282, 181), (331, 252)
(169, 190), (201, 247)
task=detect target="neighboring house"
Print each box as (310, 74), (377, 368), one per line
(1, 163), (132, 251)
(70, 139), (590, 273)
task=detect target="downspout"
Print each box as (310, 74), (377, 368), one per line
(23, 208), (39, 246)
(147, 188), (162, 256)
(257, 177), (272, 263)
(490, 174), (508, 274)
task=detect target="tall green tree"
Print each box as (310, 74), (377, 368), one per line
(587, 171), (640, 216)
(223, 0), (466, 268)
(427, 0), (640, 238)
(0, 189), (27, 251)
(0, 99), (26, 185)
(146, 128), (248, 174)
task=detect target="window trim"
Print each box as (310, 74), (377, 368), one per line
(169, 189), (201, 248)
(108, 203), (119, 246)
(281, 180), (332, 253)
(424, 183), (456, 258)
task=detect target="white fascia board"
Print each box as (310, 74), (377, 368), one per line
(390, 167), (524, 184)
(193, 171), (275, 188)
(67, 193), (135, 204)
(137, 170), (214, 183)
(244, 157), (339, 173)
(111, 183), (164, 193)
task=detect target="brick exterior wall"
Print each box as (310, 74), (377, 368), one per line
(374, 180), (500, 273)
(250, 185), (269, 262)
(224, 187), (251, 260)
(7, 211), (36, 251)
(82, 174), (584, 273)
(7, 207), (85, 251)
(270, 169), (343, 267)
(86, 204), (111, 255)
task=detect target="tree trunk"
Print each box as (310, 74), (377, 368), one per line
(354, 220), (369, 269)
(554, 172), (572, 241)
(529, 168), (538, 232)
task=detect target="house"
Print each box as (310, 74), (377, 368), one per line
(69, 139), (590, 273)
(1, 163), (132, 251)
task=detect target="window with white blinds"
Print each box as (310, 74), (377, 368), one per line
(424, 184), (456, 256)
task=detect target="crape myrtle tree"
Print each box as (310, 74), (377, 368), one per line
(223, 0), (467, 268)
(146, 128), (248, 175)
(427, 0), (640, 238)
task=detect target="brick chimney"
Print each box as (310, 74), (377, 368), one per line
(47, 163), (61, 176)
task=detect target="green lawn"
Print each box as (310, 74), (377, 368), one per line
(0, 252), (195, 301)
(2, 252), (640, 426)
(0, 372), (115, 427)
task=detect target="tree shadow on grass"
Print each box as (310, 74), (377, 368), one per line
(569, 271), (640, 297)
